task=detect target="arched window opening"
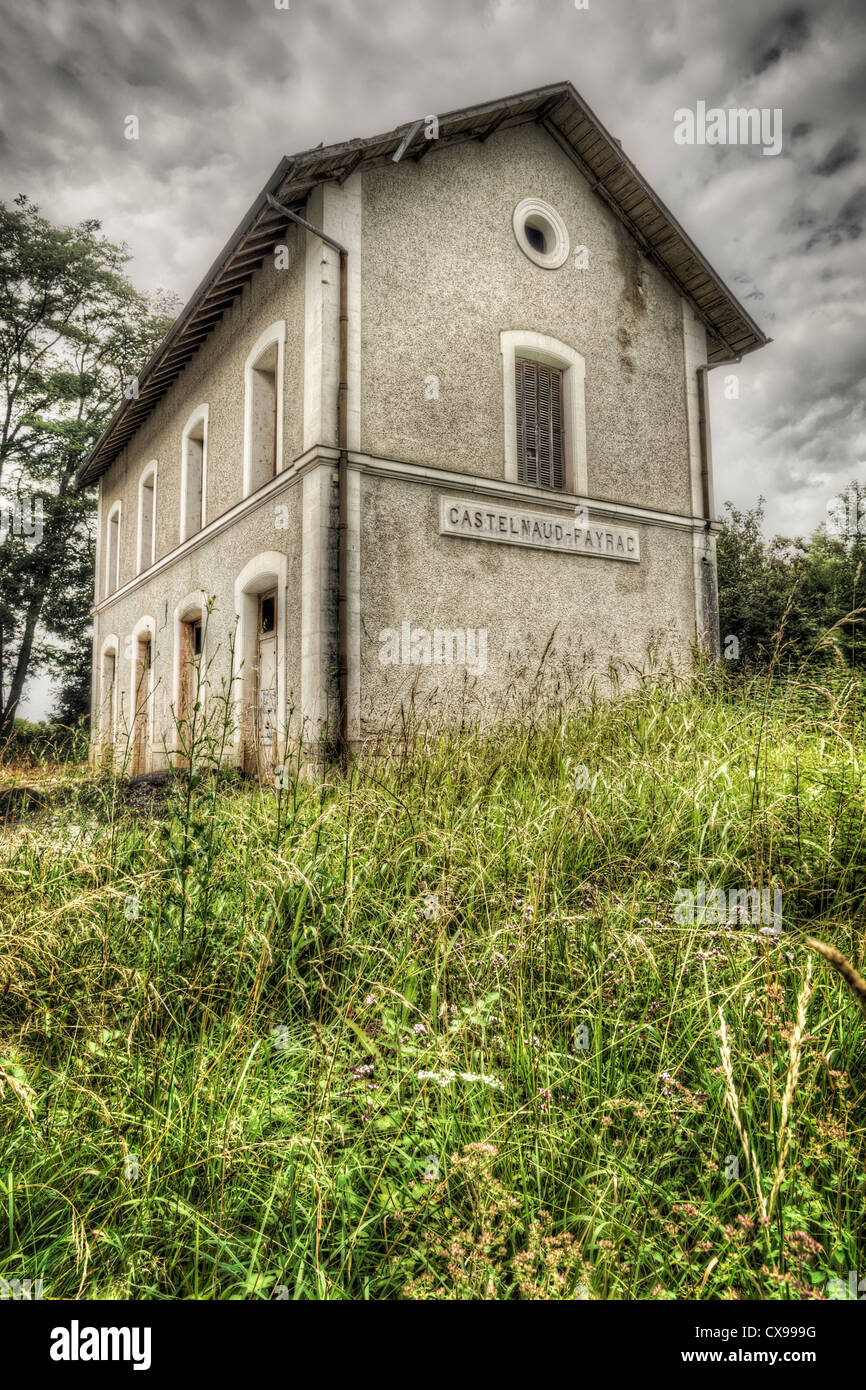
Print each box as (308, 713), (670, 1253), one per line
(243, 323), (285, 498)
(105, 503), (121, 596)
(181, 408), (208, 542)
(500, 331), (587, 497)
(137, 463), (157, 572)
(249, 344), (278, 492)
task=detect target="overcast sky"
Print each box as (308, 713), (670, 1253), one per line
(2, 0), (864, 714)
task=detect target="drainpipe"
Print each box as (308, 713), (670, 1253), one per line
(696, 353), (742, 526)
(266, 193), (350, 768)
(696, 365), (711, 525)
(696, 360), (731, 663)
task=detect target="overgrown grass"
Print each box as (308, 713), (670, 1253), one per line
(0, 718), (89, 774)
(1, 672), (865, 1300)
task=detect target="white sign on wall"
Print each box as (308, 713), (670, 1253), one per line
(439, 496), (640, 562)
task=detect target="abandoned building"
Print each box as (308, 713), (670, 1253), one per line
(74, 80), (769, 774)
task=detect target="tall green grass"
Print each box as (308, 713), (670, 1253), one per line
(1, 672), (864, 1299)
(0, 719), (89, 773)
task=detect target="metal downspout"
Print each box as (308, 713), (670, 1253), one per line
(266, 193), (350, 769)
(696, 364), (711, 525)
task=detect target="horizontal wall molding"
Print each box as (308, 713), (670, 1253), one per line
(95, 446), (717, 615)
(349, 451), (720, 535)
(92, 449), (340, 615)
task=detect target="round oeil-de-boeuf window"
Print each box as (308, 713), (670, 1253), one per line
(512, 197), (570, 269)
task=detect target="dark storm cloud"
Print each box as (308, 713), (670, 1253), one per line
(0, 0), (864, 551)
(813, 133), (859, 175)
(751, 7), (810, 74)
(805, 187), (866, 247)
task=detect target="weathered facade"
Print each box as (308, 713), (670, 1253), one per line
(75, 82), (768, 775)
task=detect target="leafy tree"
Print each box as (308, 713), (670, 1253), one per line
(0, 195), (177, 734)
(717, 486), (866, 673)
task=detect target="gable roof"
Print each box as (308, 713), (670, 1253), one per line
(74, 80), (769, 490)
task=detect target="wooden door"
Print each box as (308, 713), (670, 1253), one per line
(102, 651), (116, 746)
(178, 617), (202, 762)
(132, 635), (151, 775)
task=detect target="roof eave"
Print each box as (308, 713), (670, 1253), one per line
(73, 154), (298, 490)
(74, 80), (768, 490)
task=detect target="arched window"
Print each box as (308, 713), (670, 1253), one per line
(500, 331), (587, 496)
(181, 406), (208, 542)
(137, 461), (158, 573)
(105, 501), (122, 596)
(243, 322), (286, 497)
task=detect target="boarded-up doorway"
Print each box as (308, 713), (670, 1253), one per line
(132, 634), (152, 775)
(178, 615), (202, 762)
(101, 649), (116, 748)
(235, 557), (285, 777)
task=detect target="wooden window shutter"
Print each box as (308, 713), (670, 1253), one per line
(515, 358), (565, 490)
